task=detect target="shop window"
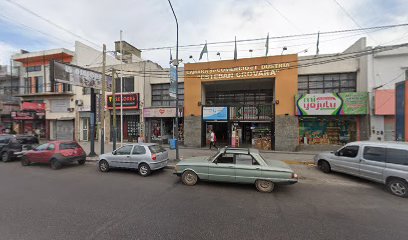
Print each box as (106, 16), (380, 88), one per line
(363, 146), (386, 162)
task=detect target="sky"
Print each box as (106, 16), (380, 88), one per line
(1, 0), (408, 68)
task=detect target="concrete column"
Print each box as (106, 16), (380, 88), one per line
(274, 115), (298, 151)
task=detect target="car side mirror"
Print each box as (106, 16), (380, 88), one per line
(112, 151), (116, 155)
(334, 151), (339, 156)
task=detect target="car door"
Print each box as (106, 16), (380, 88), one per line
(128, 145), (147, 169)
(111, 145), (134, 168)
(330, 145), (360, 176)
(359, 145), (386, 182)
(29, 143), (49, 162)
(234, 154), (261, 183)
(38, 143), (56, 163)
(208, 153), (235, 182)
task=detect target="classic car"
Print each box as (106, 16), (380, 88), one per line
(174, 147), (298, 192)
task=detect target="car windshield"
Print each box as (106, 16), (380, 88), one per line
(208, 151), (220, 161)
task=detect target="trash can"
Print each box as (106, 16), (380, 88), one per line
(170, 139), (177, 150)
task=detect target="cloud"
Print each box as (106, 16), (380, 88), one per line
(0, 41), (19, 65)
(0, 0), (407, 67)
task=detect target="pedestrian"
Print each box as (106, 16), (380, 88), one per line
(209, 130), (217, 149)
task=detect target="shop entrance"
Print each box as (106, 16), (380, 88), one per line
(205, 122), (228, 147)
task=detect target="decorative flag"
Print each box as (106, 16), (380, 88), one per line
(234, 36), (237, 60)
(199, 42), (208, 61)
(265, 33), (269, 56)
(316, 31), (320, 55)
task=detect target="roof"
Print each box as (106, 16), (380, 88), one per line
(221, 147), (260, 154)
(122, 143), (158, 147)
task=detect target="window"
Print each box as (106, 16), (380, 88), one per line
(151, 83), (184, 107)
(298, 73), (357, 94)
(149, 145), (166, 154)
(26, 66), (42, 72)
(386, 148), (408, 165)
(363, 146), (386, 162)
(133, 146), (146, 155)
(35, 143), (49, 151)
(337, 145), (359, 158)
(82, 87), (91, 95)
(115, 145), (133, 155)
(115, 77), (134, 92)
(60, 142), (79, 150)
(235, 154), (259, 165)
(47, 144), (55, 151)
(215, 153), (234, 164)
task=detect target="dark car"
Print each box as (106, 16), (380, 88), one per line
(16, 134), (39, 145)
(21, 141), (86, 169)
(0, 135), (23, 162)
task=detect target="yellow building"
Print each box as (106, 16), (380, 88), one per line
(184, 54), (298, 151)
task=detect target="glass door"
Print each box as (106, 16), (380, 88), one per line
(81, 118), (89, 141)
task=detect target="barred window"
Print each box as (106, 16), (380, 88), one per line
(151, 83), (184, 107)
(298, 73), (357, 94)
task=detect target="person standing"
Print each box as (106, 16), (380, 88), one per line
(209, 130), (217, 149)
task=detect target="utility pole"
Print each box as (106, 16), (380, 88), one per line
(112, 68), (117, 150)
(120, 30), (124, 146)
(168, 0), (180, 160)
(89, 87), (97, 157)
(100, 44), (106, 154)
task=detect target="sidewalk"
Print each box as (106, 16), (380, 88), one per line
(79, 141), (316, 167)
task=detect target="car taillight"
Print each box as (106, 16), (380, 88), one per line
(152, 154), (157, 161)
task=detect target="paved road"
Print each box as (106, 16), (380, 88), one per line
(0, 161), (407, 240)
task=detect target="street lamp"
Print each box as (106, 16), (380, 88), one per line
(167, 0), (180, 161)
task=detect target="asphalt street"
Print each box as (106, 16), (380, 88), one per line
(0, 160), (407, 240)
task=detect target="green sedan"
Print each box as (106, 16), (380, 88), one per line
(174, 148), (298, 193)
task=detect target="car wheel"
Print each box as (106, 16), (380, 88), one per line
(255, 179), (275, 193)
(387, 179), (408, 198)
(78, 159), (86, 165)
(99, 160), (110, 172)
(50, 159), (62, 170)
(1, 152), (10, 162)
(138, 163), (151, 177)
(21, 156), (30, 166)
(182, 170), (198, 186)
(318, 160), (331, 173)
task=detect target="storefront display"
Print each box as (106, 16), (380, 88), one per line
(144, 107), (183, 144)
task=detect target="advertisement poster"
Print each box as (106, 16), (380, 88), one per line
(296, 92), (368, 116)
(106, 93), (139, 110)
(203, 107), (228, 120)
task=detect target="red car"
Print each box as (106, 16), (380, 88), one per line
(21, 141), (86, 169)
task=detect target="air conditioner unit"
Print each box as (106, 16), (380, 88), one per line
(75, 100), (83, 106)
(67, 108), (74, 112)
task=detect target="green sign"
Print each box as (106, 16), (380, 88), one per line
(296, 92), (368, 115)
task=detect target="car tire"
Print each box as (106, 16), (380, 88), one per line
(99, 160), (110, 172)
(181, 170), (198, 186)
(138, 163), (151, 177)
(78, 159), (86, 165)
(1, 151), (10, 162)
(387, 178), (408, 198)
(50, 159), (62, 170)
(255, 179), (275, 193)
(318, 160), (331, 173)
(21, 156), (30, 166)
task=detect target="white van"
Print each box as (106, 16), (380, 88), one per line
(314, 141), (408, 198)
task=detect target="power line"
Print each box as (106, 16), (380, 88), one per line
(263, 0), (302, 32)
(140, 23), (408, 51)
(5, 0), (101, 49)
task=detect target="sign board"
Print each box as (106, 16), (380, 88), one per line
(21, 102), (45, 111)
(50, 99), (70, 113)
(53, 61), (112, 90)
(296, 92), (368, 116)
(106, 93), (139, 110)
(169, 65), (177, 98)
(203, 107), (228, 120)
(143, 108), (183, 118)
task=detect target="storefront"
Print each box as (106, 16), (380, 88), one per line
(184, 55), (298, 151)
(107, 93), (140, 142)
(296, 92), (369, 145)
(144, 107), (183, 144)
(11, 102), (46, 137)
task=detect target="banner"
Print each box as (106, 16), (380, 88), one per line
(169, 65), (177, 98)
(203, 107), (228, 120)
(296, 92), (368, 115)
(53, 61), (112, 90)
(106, 93), (139, 110)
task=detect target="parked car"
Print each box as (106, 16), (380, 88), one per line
(98, 143), (168, 176)
(314, 141), (408, 198)
(0, 134), (39, 162)
(174, 147), (298, 193)
(20, 141), (86, 169)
